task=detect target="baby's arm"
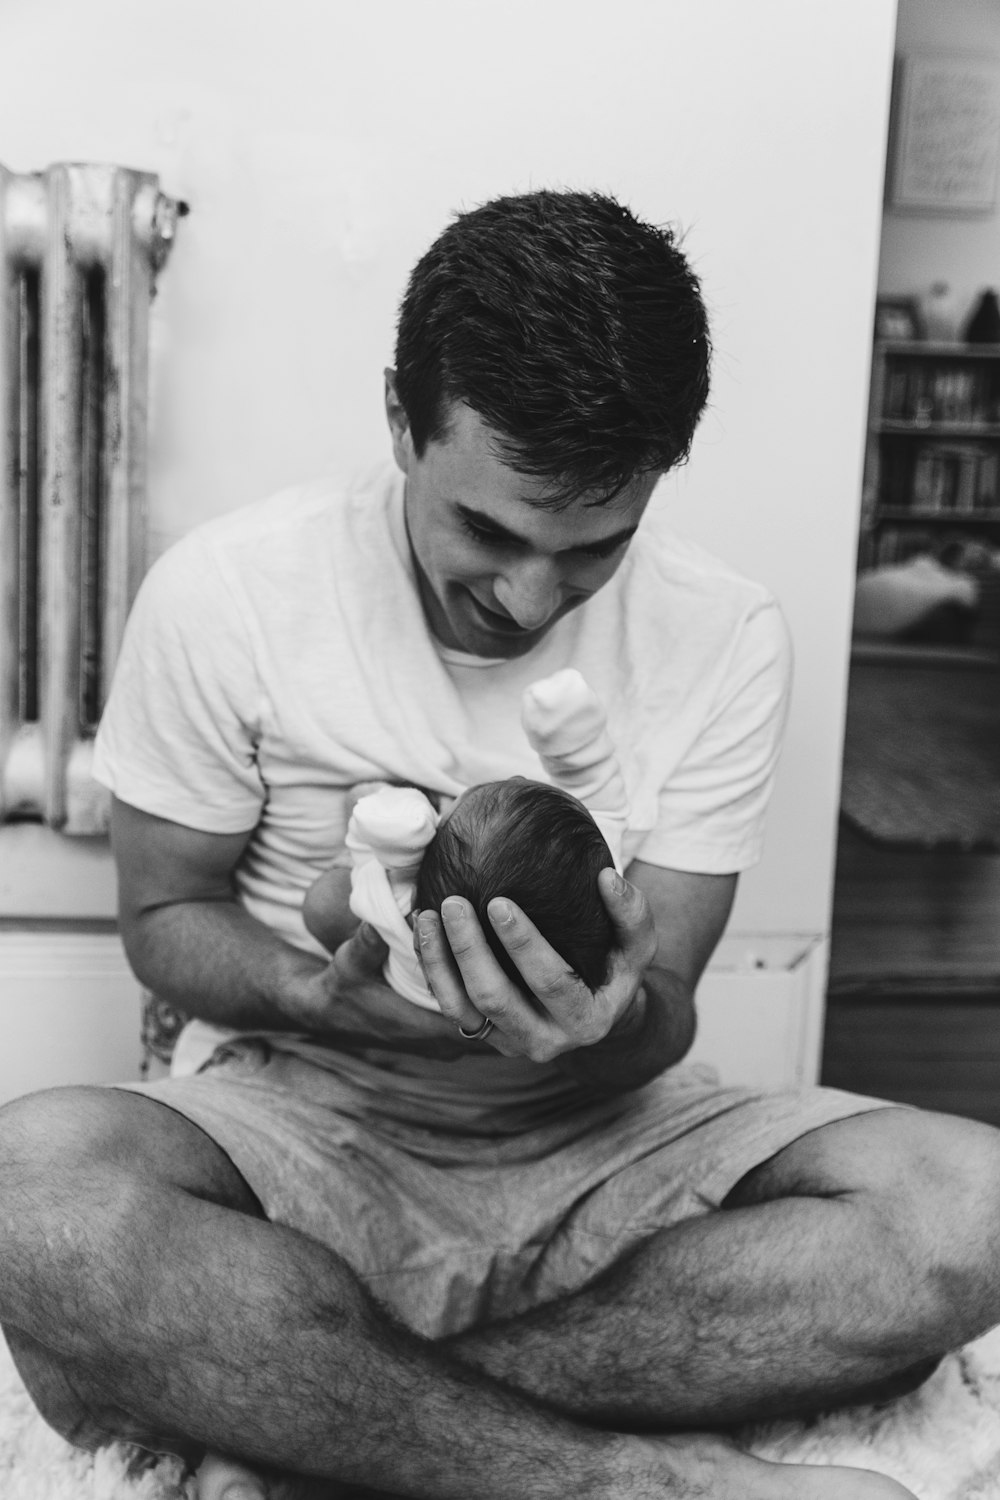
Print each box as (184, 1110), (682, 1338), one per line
(304, 785), (439, 953)
(345, 785), (441, 1010)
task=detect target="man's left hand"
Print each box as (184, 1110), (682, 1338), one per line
(414, 867), (657, 1063)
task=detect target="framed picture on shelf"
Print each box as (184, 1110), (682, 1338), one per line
(874, 296), (924, 342)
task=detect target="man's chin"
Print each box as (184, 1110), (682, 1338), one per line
(473, 630), (542, 660)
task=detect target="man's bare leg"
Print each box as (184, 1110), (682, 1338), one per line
(444, 1108), (1000, 1427)
(0, 1086), (918, 1500)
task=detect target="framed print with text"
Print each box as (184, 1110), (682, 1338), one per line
(889, 54), (1000, 214)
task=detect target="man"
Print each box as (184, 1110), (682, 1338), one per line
(0, 191), (992, 1500)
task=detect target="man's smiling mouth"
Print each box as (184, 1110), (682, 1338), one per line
(465, 591), (535, 635)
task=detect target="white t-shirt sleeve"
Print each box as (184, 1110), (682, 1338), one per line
(636, 599), (793, 873)
(92, 532), (267, 833)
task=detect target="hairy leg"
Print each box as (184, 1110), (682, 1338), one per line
(445, 1108), (1000, 1427)
(0, 1085), (917, 1500)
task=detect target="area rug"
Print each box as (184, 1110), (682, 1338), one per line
(5, 1325), (1000, 1499)
(840, 660), (1000, 850)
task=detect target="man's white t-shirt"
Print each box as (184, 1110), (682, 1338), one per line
(94, 464), (792, 966)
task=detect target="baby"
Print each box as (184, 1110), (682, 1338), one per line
(304, 669), (629, 1006)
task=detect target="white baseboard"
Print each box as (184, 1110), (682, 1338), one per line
(0, 925), (829, 1107)
(0, 929), (143, 1105)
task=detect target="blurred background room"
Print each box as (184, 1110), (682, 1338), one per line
(823, 0), (1000, 1125)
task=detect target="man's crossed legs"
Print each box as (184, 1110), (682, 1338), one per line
(0, 1082), (997, 1500)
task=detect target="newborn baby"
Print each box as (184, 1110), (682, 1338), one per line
(304, 669), (629, 1007)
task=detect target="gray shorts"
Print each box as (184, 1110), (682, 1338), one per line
(121, 1040), (891, 1339)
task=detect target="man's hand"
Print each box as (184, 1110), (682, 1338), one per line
(290, 921), (474, 1060)
(299, 863), (471, 1058)
(414, 867), (657, 1064)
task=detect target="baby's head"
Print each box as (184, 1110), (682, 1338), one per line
(415, 777), (615, 992)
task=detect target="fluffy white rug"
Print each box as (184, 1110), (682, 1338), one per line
(3, 1325), (1000, 1498)
(745, 1326), (1000, 1497)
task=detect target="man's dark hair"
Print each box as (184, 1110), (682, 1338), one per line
(415, 778), (615, 992)
(394, 189), (711, 506)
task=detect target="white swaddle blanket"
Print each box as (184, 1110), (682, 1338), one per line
(347, 669), (629, 1011)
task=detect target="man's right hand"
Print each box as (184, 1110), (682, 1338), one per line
(293, 921), (475, 1059)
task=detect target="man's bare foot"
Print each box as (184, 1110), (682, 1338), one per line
(194, 1434), (918, 1500)
(612, 1433), (919, 1500)
(768, 1463), (918, 1499)
(192, 1452), (351, 1500)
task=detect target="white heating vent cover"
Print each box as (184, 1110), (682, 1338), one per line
(690, 932), (828, 1090)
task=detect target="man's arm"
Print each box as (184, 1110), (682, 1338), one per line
(557, 862), (735, 1091)
(111, 796), (474, 1057)
(414, 860), (737, 1092)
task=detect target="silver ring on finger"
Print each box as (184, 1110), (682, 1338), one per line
(458, 1016), (495, 1042)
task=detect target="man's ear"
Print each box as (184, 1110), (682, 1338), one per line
(384, 369), (414, 474)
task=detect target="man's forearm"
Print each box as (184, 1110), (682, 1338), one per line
(558, 966), (696, 1093)
(122, 897), (326, 1033)
(122, 897), (473, 1059)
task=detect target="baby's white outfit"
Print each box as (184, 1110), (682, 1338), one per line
(347, 669), (629, 1012)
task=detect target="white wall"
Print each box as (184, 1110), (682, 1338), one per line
(0, 0), (896, 939)
(880, 0), (1000, 315)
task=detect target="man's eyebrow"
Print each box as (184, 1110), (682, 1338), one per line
(454, 503), (638, 553)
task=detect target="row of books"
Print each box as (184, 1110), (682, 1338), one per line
(878, 442), (1000, 514)
(882, 362), (1000, 426)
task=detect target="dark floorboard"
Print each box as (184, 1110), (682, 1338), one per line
(822, 822), (1000, 1121)
(822, 993), (1000, 1127)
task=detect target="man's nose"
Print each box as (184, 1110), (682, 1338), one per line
(493, 558), (563, 630)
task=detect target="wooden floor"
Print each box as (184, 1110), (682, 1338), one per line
(821, 821), (1000, 1125)
(827, 820), (1000, 992)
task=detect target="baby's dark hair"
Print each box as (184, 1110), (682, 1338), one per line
(415, 778), (616, 992)
(394, 189), (711, 506)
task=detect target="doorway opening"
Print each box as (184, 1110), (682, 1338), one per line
(822, 0), (1000, 1125)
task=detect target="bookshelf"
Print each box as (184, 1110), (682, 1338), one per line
(860, 341), (1000, 570)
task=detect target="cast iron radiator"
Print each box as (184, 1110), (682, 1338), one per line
(0, 163), (183, 833)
